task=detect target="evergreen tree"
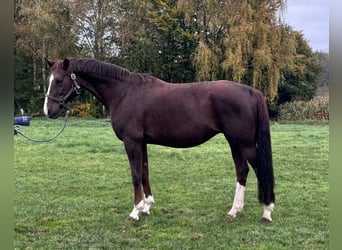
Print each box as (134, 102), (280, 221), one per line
(278, 30), (321, 104)
(316, 52), (329, 88)
(118, 0), (197, 82)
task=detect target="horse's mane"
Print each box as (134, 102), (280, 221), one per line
(71, 59), (131, 80)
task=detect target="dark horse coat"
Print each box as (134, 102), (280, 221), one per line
(44, 58), (275, 222)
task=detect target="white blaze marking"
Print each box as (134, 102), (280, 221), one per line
(44, 73), (54, 116)
(227, 182), (246, 218)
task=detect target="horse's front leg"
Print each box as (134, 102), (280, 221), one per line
(124, 140), (145, 220)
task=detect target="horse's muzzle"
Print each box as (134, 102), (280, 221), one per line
(46, 108), (60, 119)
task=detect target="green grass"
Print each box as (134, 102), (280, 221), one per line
(14, 118), (329, 249)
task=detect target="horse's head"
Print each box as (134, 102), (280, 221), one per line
(43, 58), (80, 119)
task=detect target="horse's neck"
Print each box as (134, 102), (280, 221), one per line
(78, 74), (130, 107)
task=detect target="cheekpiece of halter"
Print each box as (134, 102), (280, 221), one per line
(46, 73), (81, 110)
(71, 73), (81, 95)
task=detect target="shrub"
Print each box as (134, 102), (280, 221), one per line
(70, 100), (108, 118)
(70, 101), (93, 118)
(279, 95), (329, 121)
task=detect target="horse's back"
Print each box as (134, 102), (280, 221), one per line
(139, 79), (258, 147)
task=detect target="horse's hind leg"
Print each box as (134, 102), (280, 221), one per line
(141, 143), (154, 215)
(246, 148), (275, 223)
(238, 145), (274, 223)
(227, 144), (250, 219)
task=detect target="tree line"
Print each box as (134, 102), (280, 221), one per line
(14, 0), (326, 117)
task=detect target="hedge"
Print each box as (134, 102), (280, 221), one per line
(279, 95), (329, 121)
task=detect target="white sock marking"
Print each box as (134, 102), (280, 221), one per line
(128, 195), (154, 220)
(262, 203), (275, 221)
(227, 182), (246, 218)
(142, 195), (154, 214)
(43, 73), (54, 116)
(128, 200), (144, 221)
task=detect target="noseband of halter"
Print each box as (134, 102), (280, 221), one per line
(46, 73), (81, 109)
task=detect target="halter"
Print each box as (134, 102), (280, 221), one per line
(45, 73), (81, 109)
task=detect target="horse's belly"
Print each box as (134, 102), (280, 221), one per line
(144, 128), (219, 148)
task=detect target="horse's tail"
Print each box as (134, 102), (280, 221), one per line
(255, 91), (275, 205)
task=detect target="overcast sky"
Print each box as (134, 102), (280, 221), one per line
(283, 0), (329, 52)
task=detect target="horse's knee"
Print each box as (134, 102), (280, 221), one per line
(142, 171), (148, 184)
(132, 177), (141, 187)
(131, 169), (142, 185)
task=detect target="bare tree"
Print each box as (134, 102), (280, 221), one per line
(66, 0), (120, 59)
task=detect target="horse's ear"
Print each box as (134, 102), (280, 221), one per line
(63, 58), (70, 70)
(44, 58), (55, 67)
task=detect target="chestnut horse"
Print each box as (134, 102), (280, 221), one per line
(44, 58), (275, 222)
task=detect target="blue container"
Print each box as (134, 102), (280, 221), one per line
(14, 116), (31, 126)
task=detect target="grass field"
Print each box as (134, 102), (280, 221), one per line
(14, 118), (329, 249)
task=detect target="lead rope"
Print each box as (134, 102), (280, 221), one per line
(14, 110), (69, 143)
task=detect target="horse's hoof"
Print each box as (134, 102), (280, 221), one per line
(226, 213), (236, 220)
(260, 217), (272, 224)
(127, 215), (139, 221)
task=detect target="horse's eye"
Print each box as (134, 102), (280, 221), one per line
(55, 79), (63, 84)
